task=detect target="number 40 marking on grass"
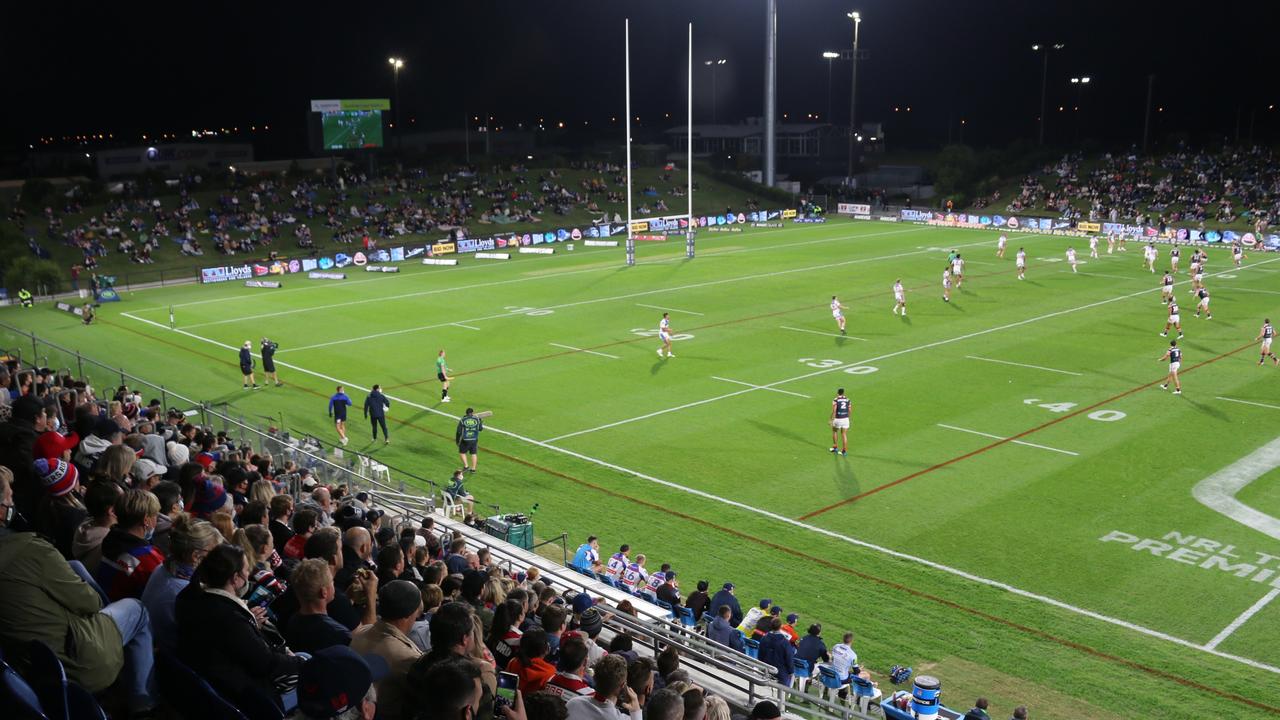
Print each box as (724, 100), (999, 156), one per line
(1023, 398), (1126, 422)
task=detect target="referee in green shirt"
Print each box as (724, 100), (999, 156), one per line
(436, 349), (452, 403)
(456, 408), (483, 473)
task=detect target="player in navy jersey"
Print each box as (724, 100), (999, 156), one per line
(1256, 319), (1277, 366)
(1161, 300), (1183, 339)
(1194, 288), (1211, 319)
(1159, 340), (1182, 394)
(829, 388), (851, 456)
(1159, 272), (1174, 304)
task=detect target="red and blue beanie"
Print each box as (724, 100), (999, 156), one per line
(190, 477), (228, 517)
(34, 458), (79, 497)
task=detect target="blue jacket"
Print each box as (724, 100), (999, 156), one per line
(364, 391), (390, 419)
(328, 392), (352, 419)
(708, 589), (742, 626)
(759, 631), (796, 686)
(707, 616), (744, 652)
(238, 347), (253, 369)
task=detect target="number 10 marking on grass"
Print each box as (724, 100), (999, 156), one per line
(1023, 398), (1126, 422)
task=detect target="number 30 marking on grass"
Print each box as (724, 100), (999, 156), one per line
(798, 359), (879, 375)
(1023, 399), (1126, 422)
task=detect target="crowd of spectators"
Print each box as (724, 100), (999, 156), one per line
(973, 145), (1280, 236)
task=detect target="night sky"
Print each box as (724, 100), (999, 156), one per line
(6, 0), (1277, 155)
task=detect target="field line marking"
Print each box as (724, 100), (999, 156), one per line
(1205, 589), (1280, 651)
(937, 423), (1079, 456)
(965, 355), (1083, 376)
(1225, 287), (1280, 296)
(636, 303), (704, 316)
(541, 256), (1280, 443)
(1077, 272), (1145, 281)
(711, 376), (812, 399)
(549, 343), (620, 359)
(780, 325), (867, 341)
(280, 233), (995, 353)
(452, 323), (481, 331)
(118, 261), (1280, 679)
(170, 225), (930, 325)
(1191, 436), (1280, 543)
(1217, 397), (1280, 411)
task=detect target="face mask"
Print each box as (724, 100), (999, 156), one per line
(1, 504), (14, 526)
(51, 417), (61, 432)
(144, 523), (155, 541)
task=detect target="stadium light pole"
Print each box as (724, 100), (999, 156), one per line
(388, 57), (404, 155)
(704, 59), (727, 123)
(1071, 76), (1090, 141)
(1031, 43), (1063, 146)
(845, 11), (862, 184)
(822, 51), (839, 125)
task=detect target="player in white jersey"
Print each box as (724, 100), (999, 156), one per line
(1015, 248), (1026, 280)
(1143, 243), (1157, 273)
(1232, 243), (1245, 267)
(942, 266), (952, 302)
(951, 254), (965, 288)
(657, 312), (675, 358)
(996, 233), (1007, 258)
(1107, 233), (1116, 254)
(892, 280), (906, 316)
(1065, 246), (1078, 273)
(831, 296), (848, 335)
(1159, 272), (1174, 304)
(1190, 259), (1205, 294)
(1159, 340), (1182, 394)
(1161, 300), (1183, 339)
(1089, 235), (1099, 258)
(1194, 288), (1211, 319)
(1256, 319), (1277, 366)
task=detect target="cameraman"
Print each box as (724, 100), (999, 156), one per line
(260, 338), (281, 387)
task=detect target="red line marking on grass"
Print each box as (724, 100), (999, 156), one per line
(799, 341), (1255, 521)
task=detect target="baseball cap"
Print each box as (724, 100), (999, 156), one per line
(297, 646), (389, 719)
(722, 582), (735, 591)
(786, 613), (799, 624)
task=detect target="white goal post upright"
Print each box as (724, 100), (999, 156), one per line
(686, 22), (695, 259)
(625, 18), (636, 266)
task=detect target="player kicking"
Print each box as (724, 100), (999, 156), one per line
(1194, 288), (1212, 319)
(436, 349), (453, 403)
(1089, 235), (1099, 259)
(1257, 319), (1277, 366)
(1161, 300), (1183, 339)
(951, 253), (965, 289)
(942, 266), (953, 302)
(657, 312), (675, 357)
(1143, 243), (1157, 273)
(1159, 272), (1174, 304)
(1066, 246), (1078, 273)
(1159, 340), (1182, 395)
(996, 233), (1007, 258)
(1015, 248), (1027, 280)
(831, 296), (848, 335)
(829, 388), (851, 456)
(1232, 243), (1246, 267)
(892, 280), (907, 316)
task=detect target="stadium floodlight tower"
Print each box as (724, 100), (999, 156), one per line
(1031, 43), (1065, 146)
(845, 11), (862, 184)
(822, 51), (840, 124)
(763, 0), (777, 187)
(388, 57), (404, 154)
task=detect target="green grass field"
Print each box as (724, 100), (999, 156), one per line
(5, 219), (1280, 718)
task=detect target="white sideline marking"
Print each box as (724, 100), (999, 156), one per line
(542, 257), (1280, 442)
(550, 343), (620, 359)
(119, 256), (1280, 678)
(711, 376), (811, 399)
(166, 225), (929, 325)
(780, 325), (867, 341)
(936, 423), (1078, 456)
(279, 235), (997, 353)
(1216, 397), (1280, 412)
(1205, 589), (1280, 651)
(452, 323), (481, 331)
(1191, 436), (1280, 543)
(965, 355), (1083, 377)
(636, 303), (704, 316)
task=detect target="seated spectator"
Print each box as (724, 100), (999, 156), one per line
(706, 604), (745, 652)
(565, 654), (640, 720)
(656, 570), (683, 610)
(571, 534), (602, 574)
(416, 656), (484, 720)
(336, 525), (374, 591)
(796, 623), (829, 668)
(574, 606), (607, 667)
(73, 479), (122, 570)
(274, 526), (374, 631)
(704, 695), (730, 720)
(445, 537), (470, 574)
(350, 579), (424, 720)
(626, 657), (655, 709)
(141, 513), (221, 654)
(508, 627), (556, 694)
(294, 645), (387, 720)
(189, 473), (232, 519)
(33, 457), (86, 558)
(176, 542), (304, 708)
(408, 601), (496, 716)
(963, 697), (992, 720)
(0, 467), (158, 714)
(150, 480), (183, 555)
(1009, 706), (1028, 720)
(96, 488), (165, 601)
(268, 493), (295, 551)
(285, 558), (353, 653)
(781, 612), (800, 644)
(525, 691), (570, 720)
(409, 583), (445, 653)
(757, 616), (795, 687)
(647, 689), (684, 720)
(486, 598), (525, 666)
(685, 580), (710, 621)
(544, 632), (592, 699)
(708, 582), (742, 626)
(742, 598), (773, 636)
(284, 507), (319, 559)
(376, 543), (408, 587)
(542, 604), (567, 662)
(746, 701), (782, 720)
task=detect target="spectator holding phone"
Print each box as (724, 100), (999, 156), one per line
(565, 654), (641, 720)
